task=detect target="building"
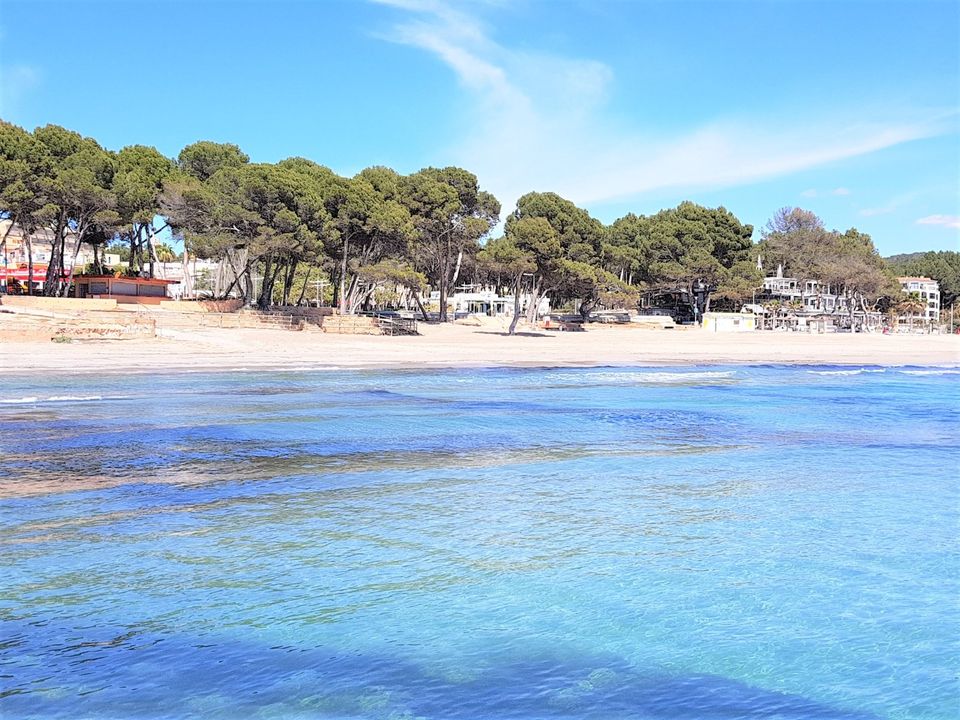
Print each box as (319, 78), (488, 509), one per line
(702, 311), (756, 332)
(757, 265), (884, 331)
(429, 286), (551, 318)
(0, 220), (95, 291)
(760, 265), (849, 313)
(898, 277), (940, 323)
(73, 275), (177, 304)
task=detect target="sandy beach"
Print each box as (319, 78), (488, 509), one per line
(3, 322), (957, 374)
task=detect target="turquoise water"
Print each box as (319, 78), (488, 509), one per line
(1, 365), (957, 719)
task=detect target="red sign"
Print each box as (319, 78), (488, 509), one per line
(0, 265), (71, 282)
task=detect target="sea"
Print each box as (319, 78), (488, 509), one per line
(1, 365), (957, 720)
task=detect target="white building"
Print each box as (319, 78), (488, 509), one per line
(430, 287), (551, 318)
(761, 265), (849, 313)
(898, 276), (940, 323)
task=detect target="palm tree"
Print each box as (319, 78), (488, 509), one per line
(154, 243), (178, 263)
(895, 292), (926, 333)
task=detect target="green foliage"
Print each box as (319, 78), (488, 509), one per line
(398, 167), (499, 320)
(477, 236), (536, 283)
(177, 141), (249, 181)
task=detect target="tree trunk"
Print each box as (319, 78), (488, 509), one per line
(243, 264), (254, 305)
(258, 257), (277, 310)
(129, 229), (139, 275)
(413, 289), (430, 322)
(282, 260), (298, 305)
(296, 267), (311, 306)
(450, 248), (463, 289)
(578, 295), (598, 321)
(339, 230), (350, 315)
(438, 231), (451, 322)
(145, 224), (160, 279)
(0, 220), (13, 292)
(508, 273), (523, 335)
(358, 284), (377, 312)
(43, 220), (67, 296)
(25, 233), (34, 295)
(526, 278), (542, 324)
(60, 229), (89, 298)
(346, 273), (363, 314)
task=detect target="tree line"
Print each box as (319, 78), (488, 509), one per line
(1, 121), (952, 329)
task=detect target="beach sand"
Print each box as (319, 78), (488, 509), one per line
(3, 321), (958, 374)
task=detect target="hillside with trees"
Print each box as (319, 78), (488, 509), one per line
(885, 251), (959, 309)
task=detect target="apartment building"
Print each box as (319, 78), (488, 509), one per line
(898, 277), (940, 322)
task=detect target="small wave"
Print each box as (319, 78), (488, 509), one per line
(636, 371), (736, 383)
(0, 394), (130, 405)
(807, 368), (886, 376)
(900, 369), (960, 376)
(564, 370), (738, 385)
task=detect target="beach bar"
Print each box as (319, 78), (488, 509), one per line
(73, 275), (177, 304)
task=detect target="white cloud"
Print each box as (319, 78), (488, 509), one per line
(800, 189), (818, 198)
(832, 187), (851, 196)
(372, 1), (952, 216)
(916, 214), (960, 229)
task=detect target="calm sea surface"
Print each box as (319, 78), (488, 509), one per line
(1, 365), (957, 719)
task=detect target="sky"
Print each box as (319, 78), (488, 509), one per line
(1, 0), (958, 255)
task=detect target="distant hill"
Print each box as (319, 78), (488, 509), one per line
(884, 252), (925, 268)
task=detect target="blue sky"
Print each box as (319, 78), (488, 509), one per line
(1, 0), (957, 255)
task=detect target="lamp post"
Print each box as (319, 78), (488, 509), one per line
(692, 279), (708, 325)
(311, 279), (328, 307)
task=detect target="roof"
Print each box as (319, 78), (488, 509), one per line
(76, 275), (178, 285)
(898, 276), (937, 283)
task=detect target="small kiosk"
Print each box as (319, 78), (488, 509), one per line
(74, 275), (177, 304)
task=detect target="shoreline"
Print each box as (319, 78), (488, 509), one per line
(3, 323), (958, 375)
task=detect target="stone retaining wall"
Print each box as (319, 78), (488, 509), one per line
(0, 296), (118, 311)
(322, 315), (381, 335)
(0, 310), (156, 341)
(159, 299), (245, 313)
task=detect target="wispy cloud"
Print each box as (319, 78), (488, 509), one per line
(859, 189), (923, 217)
(801, 187), (851, 199)
(860, 206), (894, 217)
(916, 214), (960, 229)
(0, 63), (40, 117)
(372, 1), (951, 216)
